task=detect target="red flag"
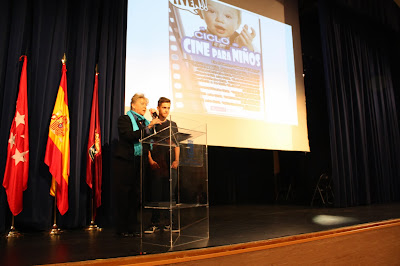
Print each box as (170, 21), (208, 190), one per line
(86, 70), (102, 217)
(3, 56), (29, 216)
(44, 61), (70, 215)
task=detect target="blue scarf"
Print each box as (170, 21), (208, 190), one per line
(127, 110), (150, 156)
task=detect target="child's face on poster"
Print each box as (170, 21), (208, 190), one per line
(202, 2), (240, 38)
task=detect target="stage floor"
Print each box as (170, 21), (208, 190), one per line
(1, 203), (400, 265)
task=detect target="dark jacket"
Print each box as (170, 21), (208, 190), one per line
(114, 115), (152, 161)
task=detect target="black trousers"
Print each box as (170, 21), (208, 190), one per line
(148, 169), (178, 225)
(113, 156), (141, 234)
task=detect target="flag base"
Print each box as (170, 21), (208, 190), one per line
(6, 225), (22, 238)
(50, 224), (62, 235)
(86, 220), (102, 231)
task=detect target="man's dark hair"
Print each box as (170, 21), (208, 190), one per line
(158, 97), (171, 106)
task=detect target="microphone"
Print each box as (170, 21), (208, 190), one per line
(150, 110), (158, 133)
(149, 108), (158, 119)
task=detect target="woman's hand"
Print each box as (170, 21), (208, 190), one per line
(149, 108), (158, 119)
(148, 117), (161, 129)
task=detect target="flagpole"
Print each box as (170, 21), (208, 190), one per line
(62, 53), (66, 64)
(86, 64), (102, 232)
(6, 215), (22, 238)
(45, 53), (68, 235)
(4, 55), (28, 239)
(49, 54), (67, 236)
(50, 182), (61, 235)
(86, 191), (102, 231)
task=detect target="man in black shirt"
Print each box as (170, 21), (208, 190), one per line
(145, 97), (180, 233)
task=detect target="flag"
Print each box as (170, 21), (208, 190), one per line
(86, 70), (102, 218)
(3, 55), (29, 216)
(44, 61), (70, 215)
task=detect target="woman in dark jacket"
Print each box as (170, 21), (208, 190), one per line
(113, 93), (160, 236)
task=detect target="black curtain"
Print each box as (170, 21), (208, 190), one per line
(0, 0), (126, 233)
(318, 0), (400, 206)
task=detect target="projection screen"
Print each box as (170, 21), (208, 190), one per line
(126, 0), (309, 152)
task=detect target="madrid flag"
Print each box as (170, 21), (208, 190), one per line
(86, 71), (102, 217)
(3, 55), (29, 216)
(44, 61), (70, 215)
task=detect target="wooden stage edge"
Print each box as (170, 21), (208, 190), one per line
(55, 219), (400, 265)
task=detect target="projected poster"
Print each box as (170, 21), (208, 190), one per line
(169, 0), (264, 119)
(126, 0), (309, 151)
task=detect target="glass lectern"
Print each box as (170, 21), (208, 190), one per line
(140, 116), (208, 249)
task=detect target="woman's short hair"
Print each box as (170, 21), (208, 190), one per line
(130, 93), (148, 109)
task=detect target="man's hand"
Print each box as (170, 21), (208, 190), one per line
(149, 158), (160, 169)
(171, 160), (179, 169)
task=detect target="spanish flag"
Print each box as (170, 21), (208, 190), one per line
(44, 60), (70, 215)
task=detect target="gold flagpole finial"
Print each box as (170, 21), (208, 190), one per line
(62, 53), (67, 64)
(95, 64), (99, 75)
